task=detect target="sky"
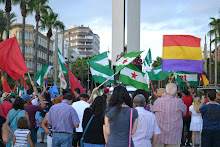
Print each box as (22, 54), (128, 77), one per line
(1, 0), (220, 61)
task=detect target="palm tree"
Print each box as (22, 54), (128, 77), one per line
(28, 0), (50, 83)
(208, 17), (219, 86)
(0, 9), (17, 41)
(40, 11), (64, 65)
(152, 57), (162, 68)
(3, 0), (12, 39)
(13, 0), (29, 59)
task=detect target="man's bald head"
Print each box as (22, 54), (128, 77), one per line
(166, 83), (177, 96)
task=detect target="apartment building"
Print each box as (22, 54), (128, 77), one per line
(61, 25), (100, 58)
(8, 23), (54, 77)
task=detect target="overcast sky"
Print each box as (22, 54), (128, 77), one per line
(1, 0), (220, 61)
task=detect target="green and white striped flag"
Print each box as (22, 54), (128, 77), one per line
(87, 55), (114, 84)
(119, 63), (148, 91)
(116, 51), (143, 72)
(216, 88), (220, 92)
(89, 52), (109, 67)
(144, 48), (152, 66)
(58, 49), (69, 74)
(35, 64), (53, 87)
(18, 86), (25, 96)
(175, 71), (201, 87)
(148, 65), (173, 81)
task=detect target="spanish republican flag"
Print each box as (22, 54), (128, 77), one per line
(0, 37), (28, 81)
(199, 72), (210, 85)
(1, 72), (11, 93)
(162, 35), (203, 73)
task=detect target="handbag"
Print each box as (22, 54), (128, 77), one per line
(80, 115), (95, 147)
(129, 108), (133, 147)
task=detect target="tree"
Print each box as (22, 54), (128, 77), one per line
(13, 0), (29, 59)
(0, 9), (17, 41)
(152, 57), (162, 68)
(40, 11), (63, 65)
(28, 0), (50, 84)
(208, 17), (219, 86)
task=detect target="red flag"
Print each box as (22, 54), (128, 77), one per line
(21, 74), (29, 90)
(0, 37), (28, 81)
(12, 83), (17, 92)
(64, 65), (85, 94)
(1, 72), (11, 93)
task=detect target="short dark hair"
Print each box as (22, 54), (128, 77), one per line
(63, 93), (74, 100)
(62, 89), (68, 95)
(17, 117), (30, 129)
(45, 93), (51, 101)
(27, 89), (33, 95)
(177, 92), (182, 98)
(74, 88), (80, 94)
(13, 98), (24, 110)
(79, 93), (89, 99)
(182, 89), (190, 96)
(132, 89), (150, 104)
(208, 90), (216, 101)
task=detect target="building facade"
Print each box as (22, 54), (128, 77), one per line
(212, 45), (220, 61)
(8, 23), (54, 77)
(62, 25), (100, 58)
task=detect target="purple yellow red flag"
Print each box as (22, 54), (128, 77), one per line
(199, 72), (209, 85)
(162, 35), (203, 73)
(1, 72), (11, 93)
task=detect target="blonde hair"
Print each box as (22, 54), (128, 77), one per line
(193, 97), (201, 111)
(52, 97), (62, 105)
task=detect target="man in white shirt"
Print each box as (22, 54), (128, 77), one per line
(72, 93), (90, 146)
(132, 94), (161, 147)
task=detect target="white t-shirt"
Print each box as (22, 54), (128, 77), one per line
(71, 100), (90, 132)
(14, 129), (30, 147)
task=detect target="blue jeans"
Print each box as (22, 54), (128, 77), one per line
(52, 133), (73, 147)
(84, 143), (105, 147)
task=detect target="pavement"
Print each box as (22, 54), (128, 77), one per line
(36, 133), (47, 147)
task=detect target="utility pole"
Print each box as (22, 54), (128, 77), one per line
(215, 31), (218, 86)
(54, 28), (58, 84)
(209, 30), (212, 84)
(204, 35), (207, 74)
(62, 31), (65, 56)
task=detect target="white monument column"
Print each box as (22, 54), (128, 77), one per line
(112, 0), (125, 66)
(127, 0), (140, 52)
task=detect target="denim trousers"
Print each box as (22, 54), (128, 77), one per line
(52, 133), (73, 147)
(84, 143), (105, 147)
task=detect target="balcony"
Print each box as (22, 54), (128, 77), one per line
(70, 39), (93, 43)
(37, 57), (46, 64)
(71, 45), (93, 49)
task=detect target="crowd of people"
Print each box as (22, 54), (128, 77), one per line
(0, 81), (220, 147)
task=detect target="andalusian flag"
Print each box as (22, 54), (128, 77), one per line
(144, 49), (152, 66)
(162, 35), (203, 73)
(119, 64), (148, 91)
(148, 65), (173, 81)
(35, 64), (53, 87)
(58, 49), (68, 74)
(176, 72), (199, 87)
(116, 51), (143, 72)
(87, 53), (114, 84)
(58, 66), (67, 89)
(89, 52), (109, 67)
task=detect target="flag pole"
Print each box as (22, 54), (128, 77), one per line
(150, 79), (156, 96)
(97, 71), (119, 89)
(161, 72), (163, 88)
(170, 71), (176, 83)
(27, 72), (32, 82)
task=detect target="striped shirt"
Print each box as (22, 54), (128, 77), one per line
(132, 107), (161, 147)
(14, 129), (30, 147)
(152, 95), (187, 144)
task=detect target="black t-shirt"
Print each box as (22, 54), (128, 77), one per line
(0, 115), (6, 142)
(82, 108), (105, 144)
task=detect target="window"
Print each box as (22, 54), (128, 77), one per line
(25, 32), (28, 39)
(29, 46), (32, 54)
(86, 36), (93, 39)
(25, 46), (28, 53)
(29, 32), (32, 40)
(19, 32), (22, 39)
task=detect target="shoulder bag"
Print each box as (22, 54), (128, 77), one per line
(129, 108), (133, 147)
(80, 115), (95, 147)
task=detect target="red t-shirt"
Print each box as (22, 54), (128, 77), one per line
(205, 98), (209, 103)
(0, 101), (13, 118)
(182, 95), (193, 117)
